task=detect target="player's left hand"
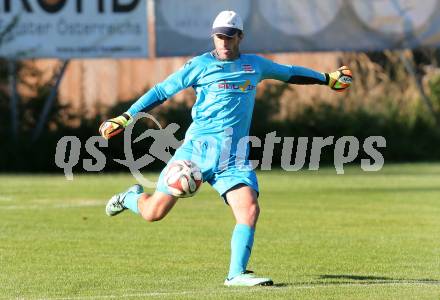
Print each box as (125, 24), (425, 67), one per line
(328, 66), (352, 92)
(99, 113), (132, 140)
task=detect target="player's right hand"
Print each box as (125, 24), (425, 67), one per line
(99, 113), (132, 140)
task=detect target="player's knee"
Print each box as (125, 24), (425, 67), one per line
(248, 202), (260, 220)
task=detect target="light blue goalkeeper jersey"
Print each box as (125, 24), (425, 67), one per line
(127, 52), (326, 149)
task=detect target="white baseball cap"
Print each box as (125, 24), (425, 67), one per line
(212, 10), (243, 37)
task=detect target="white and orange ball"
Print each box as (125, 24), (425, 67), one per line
(332, 66), (352, 92)
(164, 160), (202, 197)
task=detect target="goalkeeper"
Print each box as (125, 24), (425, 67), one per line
(99, 10), (352, 286)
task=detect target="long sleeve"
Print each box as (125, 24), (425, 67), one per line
(127, 58), (205, 117)
(258, 56), (328, 85)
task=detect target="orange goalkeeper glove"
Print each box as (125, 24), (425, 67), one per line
(99, 112), (132, 140)
(327, 66), (352, 92)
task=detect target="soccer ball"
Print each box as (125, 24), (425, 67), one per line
(331, 65), (352, 92)
(164, 160), (202, 198)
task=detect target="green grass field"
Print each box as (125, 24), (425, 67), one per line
(1, 164), (440, 299)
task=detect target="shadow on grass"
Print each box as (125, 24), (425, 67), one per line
(242, 275), (440, 289)
(241, 274), (440, 289)
(314, 274), (440, 285)
(326, 186), (440, 194)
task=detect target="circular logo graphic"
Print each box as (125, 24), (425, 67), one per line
(257, 0), (343, 36)
(158, 0), (250, 39)
(351, 0), (437, 34)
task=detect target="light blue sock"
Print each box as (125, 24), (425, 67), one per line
(123, 191), (141, 214)
(228, 224), (255, 279)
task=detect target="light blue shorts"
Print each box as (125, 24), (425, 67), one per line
(156, 138), (259, 201)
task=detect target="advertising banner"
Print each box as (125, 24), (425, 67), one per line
(155, 0), (440, 56)
(0, 0), (148, 58)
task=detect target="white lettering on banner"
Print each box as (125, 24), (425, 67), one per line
(351, 0), (437, 34)
(158, 0), (250, 39)
(257, 0), (343, 36)
(0, 0), (148, 59)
